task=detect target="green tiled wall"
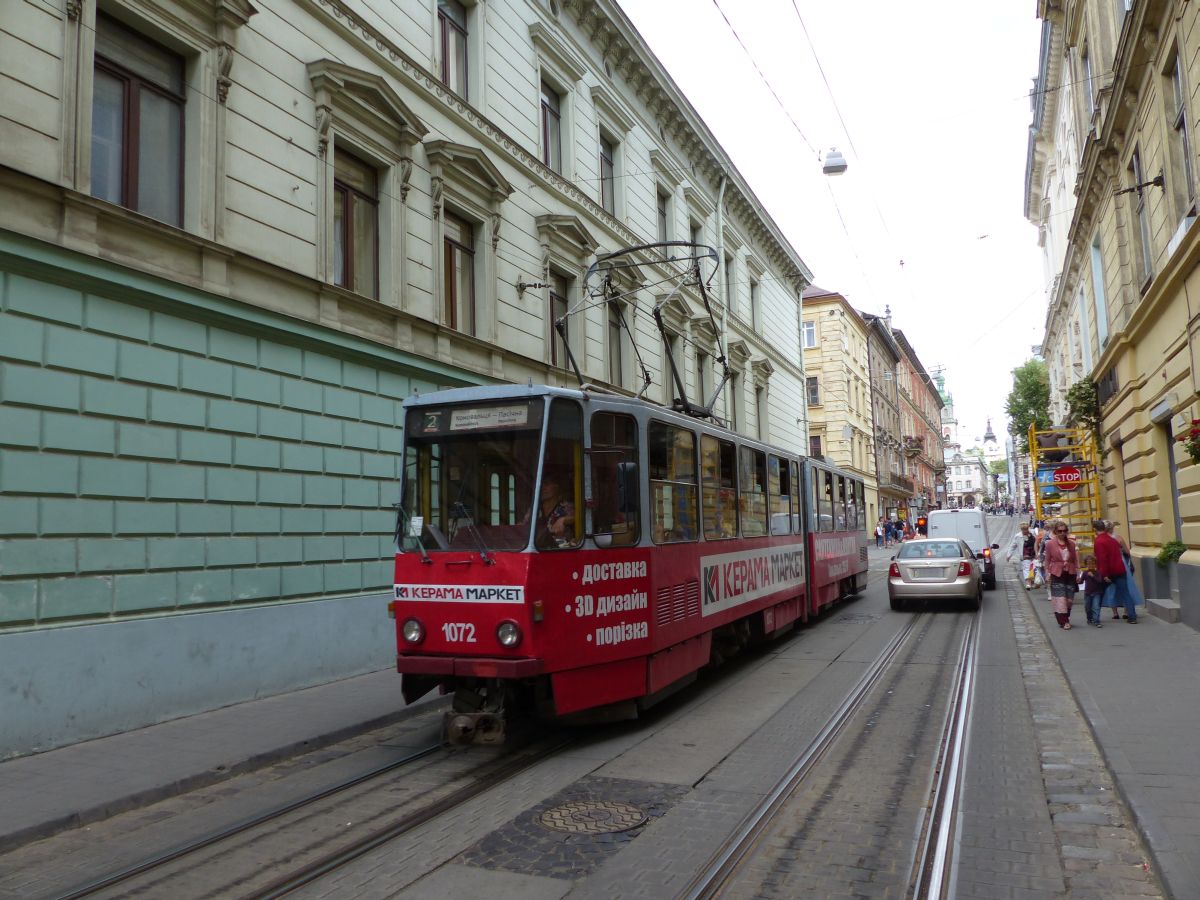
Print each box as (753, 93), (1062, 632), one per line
(0, 270), (442, 626)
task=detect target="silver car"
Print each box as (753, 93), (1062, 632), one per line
(888, 538), (983, 611)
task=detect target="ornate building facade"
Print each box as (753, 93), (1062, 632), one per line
(0, 0), (816, 756)
(800, 286), (878, 522)
(1026, 0), (1199, 623)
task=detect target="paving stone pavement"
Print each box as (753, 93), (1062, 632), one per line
(1005, 566), (1163, 898)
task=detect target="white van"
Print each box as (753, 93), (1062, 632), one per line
(926, 508), (999, 589)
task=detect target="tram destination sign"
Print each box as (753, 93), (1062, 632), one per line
(416, 399), (542, 435)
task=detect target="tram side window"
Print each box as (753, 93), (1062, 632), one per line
(590, 411), (639, 547)
(536, 399), (583, 550)
(835, 476), (847, 531)
(819, 470), (834, 532)
(739, 447), (768, 537)
(848, 480), (861, 531)
(790, 460), (801, 533)
(769, 454), (790, 536)
(648, 421), (698, 544)
(701, 434), (738, 539)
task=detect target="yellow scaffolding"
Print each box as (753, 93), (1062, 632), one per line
(1028, 424), (1103, 554)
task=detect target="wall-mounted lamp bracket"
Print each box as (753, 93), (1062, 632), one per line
(1113, 172), (1165, 196)
(517, 279), (550, 298)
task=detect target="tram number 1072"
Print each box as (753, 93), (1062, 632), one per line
(441, 622), (478, 643)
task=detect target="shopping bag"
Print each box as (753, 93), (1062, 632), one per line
(1033, 564), (1045, 588)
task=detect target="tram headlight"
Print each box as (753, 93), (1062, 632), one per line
(401, 618), (425, 644)
(496, 620), (521, 648)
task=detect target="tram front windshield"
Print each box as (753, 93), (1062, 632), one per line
(400, 399), (544, 552)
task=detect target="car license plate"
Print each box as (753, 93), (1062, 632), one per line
(913, 568), (945, 579)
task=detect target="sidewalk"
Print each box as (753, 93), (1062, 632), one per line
(1023, 571), (1200, 899)
(0, 669), (426, 852)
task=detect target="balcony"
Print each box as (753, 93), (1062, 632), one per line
(885, 471), (915, 494)
(902, 435), (924, 458)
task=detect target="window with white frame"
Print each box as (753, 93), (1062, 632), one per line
(656, 188), (670, 242)
(728, 370), (741, 431)
(802, 320), (817, 348)
(437, 0), (469, 98)
(806, 376), (820, 406)
(333, 148), (379, 298)
(91, 14), (186, 227)
(696, 350), (710, 404)
(607, 301), (624, 386)
(809, 434), (822, 457)
(1169, 52), (1195, 205)
(550, 272), (570, 368)
(540, 81), (562, 173)
(1130, 148), (1154, 284)
(443, 211), (476, 334)
(750, 278), (761, 332)
(599, 133), (616, 215)
(755, 385), (767, 441)
(723, 252), (735, 308)
(1090, 236), (1110, 344)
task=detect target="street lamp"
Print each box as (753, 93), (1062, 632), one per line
(822, 147), (848, 176)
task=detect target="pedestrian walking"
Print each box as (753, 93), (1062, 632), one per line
(1044, 519), (1080, 628)
(1078, 553), (1104, 627)
(875, 519), (885, 548)
(1104, 520), (1144, 616)
(1005, 522), (1038, 591)
(1094, 518), (1137, 623)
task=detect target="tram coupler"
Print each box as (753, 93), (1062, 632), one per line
(443, 711), (506, 746)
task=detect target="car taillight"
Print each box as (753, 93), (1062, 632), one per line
(888, 563), (900, 578)
(958, 561), (972, 577)
(983, 547), (992, 558)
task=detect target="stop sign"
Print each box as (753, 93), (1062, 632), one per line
(1053, 465), (1083, 491)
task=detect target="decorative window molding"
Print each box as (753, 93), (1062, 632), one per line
(659, 293), (691, 333)
(590, 83), (634, 134)
(535, 213), (598, 279)
(650, 149), (683, 189)
(751, 357), (774, 385)
(425, 140), (513, 339)
(309, 60), (428, 305)
(683, 184), (714, 222)
(727, 339), (751, 370)
(529, 22), (586, 83)
(308, 59), (428, 165)
(690, 314), (718, 348)
(535, 214), (597, 365)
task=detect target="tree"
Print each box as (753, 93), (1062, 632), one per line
(1005, 358), (1050, 453)
(988, 459), (1007, 475)
(1066, 378), (1102, 449)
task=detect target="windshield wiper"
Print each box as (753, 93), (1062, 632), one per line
(394, 504), (432, 564)
(450, 501), (494, 565)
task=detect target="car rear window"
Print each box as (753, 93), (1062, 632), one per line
(897, 542), (962, 559)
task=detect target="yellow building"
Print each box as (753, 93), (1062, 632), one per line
(800, 287), (880, 524)
(1026, 0), (1200, 623)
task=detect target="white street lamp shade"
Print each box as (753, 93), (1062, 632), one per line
(822, 148), (848, 175)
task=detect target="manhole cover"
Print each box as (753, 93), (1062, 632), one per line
(538, 800), (648, 834)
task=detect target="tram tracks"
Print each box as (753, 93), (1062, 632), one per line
(684, 609), (981, 899)
(48, 730), (573, 900)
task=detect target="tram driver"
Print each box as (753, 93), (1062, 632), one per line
(534, 470), (576, 549)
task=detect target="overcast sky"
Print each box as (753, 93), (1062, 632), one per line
(618, 0), (1047, 450)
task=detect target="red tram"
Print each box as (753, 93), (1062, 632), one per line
(389, 384), (867, 742)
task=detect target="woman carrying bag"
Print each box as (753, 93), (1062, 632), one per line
(1043, 519), (1081, 628)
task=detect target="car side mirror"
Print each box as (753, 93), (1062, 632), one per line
(976, 552), (986, 559)
(991, 543), (1000, 549)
